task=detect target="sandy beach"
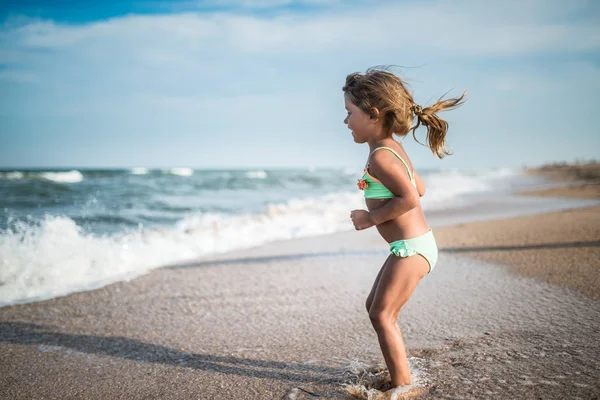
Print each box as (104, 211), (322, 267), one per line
(1, 165), (599, 399)
(435, 205), (600, 300)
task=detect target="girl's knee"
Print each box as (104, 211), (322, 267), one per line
(368, 307), (397, 330)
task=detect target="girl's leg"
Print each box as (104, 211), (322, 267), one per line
(365, 255), (392, 313)
(368, 255), (429, 386)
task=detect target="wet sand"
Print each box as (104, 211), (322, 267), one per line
(423, 208), (600, 399)
(2, 170), (600, 399)
(434, 205), (600, 300)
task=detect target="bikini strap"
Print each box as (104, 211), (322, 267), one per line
(369, 147), (415, 181)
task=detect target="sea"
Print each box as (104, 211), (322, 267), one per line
(0, 166), (532, 307)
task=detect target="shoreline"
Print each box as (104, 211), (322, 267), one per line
(520, 161), (599, 199)
(524, 161), (599, 182)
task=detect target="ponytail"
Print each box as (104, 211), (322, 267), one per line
(410, 91), (467, 158)
(342, 67), (466, 158)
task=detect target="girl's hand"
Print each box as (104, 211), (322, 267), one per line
(350, 209), (374, 230)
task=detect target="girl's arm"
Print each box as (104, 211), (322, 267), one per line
(365, 150), (420, 226)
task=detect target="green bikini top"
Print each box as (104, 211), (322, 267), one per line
(358, 147), (417, 199)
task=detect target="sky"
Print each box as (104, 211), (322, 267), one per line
(0, 0), (599, 170)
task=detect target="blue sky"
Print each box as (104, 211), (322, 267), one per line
(1, 0), (599, 169)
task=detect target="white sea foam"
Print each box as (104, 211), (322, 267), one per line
(0, 171), (24, 180)
(0, 170), (84, 182)
(343, 357), (429, 399)
(38, 170), (84, 183)
(131, 167), (148, 175)
(0, 192), (365, 307)
(246, 170), (267, 179)
(169, 168), (193, 176)
(420, 168), (519, 209)
(169, 168), (194, 176)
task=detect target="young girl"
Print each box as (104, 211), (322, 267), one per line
(344, 68), (465, 389)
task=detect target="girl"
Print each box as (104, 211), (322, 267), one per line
(344, 67), (465, 389)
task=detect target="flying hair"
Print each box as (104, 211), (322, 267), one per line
(342, 66), (466, 158)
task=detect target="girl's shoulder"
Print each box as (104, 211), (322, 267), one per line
(370, 145), (414, 170)
(369, 145), (416, 185)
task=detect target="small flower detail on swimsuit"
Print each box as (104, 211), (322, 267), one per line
(390, 241), (410, 257)
(357, 179), (368, 190)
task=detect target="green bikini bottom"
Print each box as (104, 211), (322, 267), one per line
(389, 230), (438, 273)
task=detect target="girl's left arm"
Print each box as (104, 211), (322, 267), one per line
(368, 192), (419, 226)
(351, 151), (420, 230)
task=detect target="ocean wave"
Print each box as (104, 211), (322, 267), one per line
(0, 167), (521, 307)
(0, 192), (364, 307)
(0, 172), (25, 180)
(0, 170), (84, 183)
(72, 214), (141, 227)
(131, 167), (149, 175)
(419, 168), (519, 209)
(38, 170), (83, 183)
(169, 168), (194, 176)
(246, 170), (267, 179)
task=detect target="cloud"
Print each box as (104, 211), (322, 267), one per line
(2, 1), (599, 57)
(1, 0), (599, 167)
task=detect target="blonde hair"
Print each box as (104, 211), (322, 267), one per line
(342, 67), (466, 158)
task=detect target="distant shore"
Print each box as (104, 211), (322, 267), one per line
(520, 161), (600, 198)
(525, 161), (600, 181)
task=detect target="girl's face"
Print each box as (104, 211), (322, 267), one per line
(344, 95), (376, 144)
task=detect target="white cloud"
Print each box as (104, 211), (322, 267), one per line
(1, 0), (599, 167)
(2, 1), (599, 56)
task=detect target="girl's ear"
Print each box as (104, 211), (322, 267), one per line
(369, 107), (380, 120)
